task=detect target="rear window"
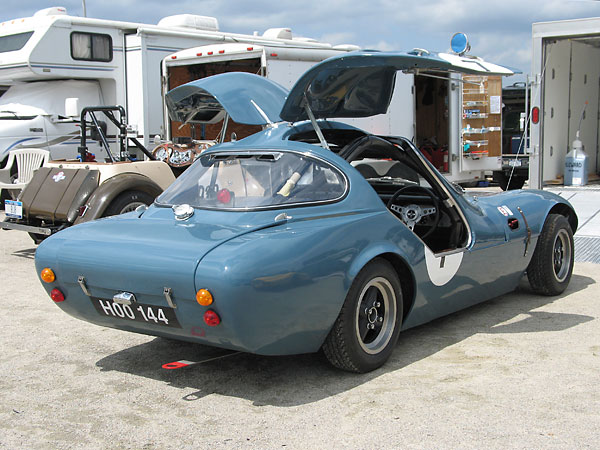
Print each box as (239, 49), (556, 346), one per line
(156, 151), (347, 210)
(0, 31), (34, 53)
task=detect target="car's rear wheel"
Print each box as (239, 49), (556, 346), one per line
(323, 258), (403, 373)
(527, 214), (574, 296)
(103, 190), (154, 216)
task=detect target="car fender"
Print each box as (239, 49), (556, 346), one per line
(74, 173), (163, 223)
(346, 240), (415, 286)
(345, 236), (418, 320)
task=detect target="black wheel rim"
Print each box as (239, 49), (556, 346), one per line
(355, 277), (396, 354)
(553, 229), (571, 283)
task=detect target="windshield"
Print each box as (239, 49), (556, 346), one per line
(156, 151), (347, 210)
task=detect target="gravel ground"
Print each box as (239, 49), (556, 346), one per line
(1, 226), (599, 449)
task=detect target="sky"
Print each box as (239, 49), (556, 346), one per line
(2, 0), (600, 85)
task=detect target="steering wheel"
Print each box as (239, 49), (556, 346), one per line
(387, 185), (440, 239)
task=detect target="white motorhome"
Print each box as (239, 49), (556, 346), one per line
(0, 6), (354, 167)
(529, 17), (600, 189)
(162, 38), (517, 186)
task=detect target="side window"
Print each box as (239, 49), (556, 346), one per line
(71, 32), (112, 62)
(0, 31), (34, 54)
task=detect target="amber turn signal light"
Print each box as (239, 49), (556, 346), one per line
(41, 268), (56, 283)
(196, 289), (213, 306)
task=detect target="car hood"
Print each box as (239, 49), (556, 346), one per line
(280, 50), (517, 122)
(165, 72), (289, 126)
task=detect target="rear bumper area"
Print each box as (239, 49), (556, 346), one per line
(1, 220), (52, 235)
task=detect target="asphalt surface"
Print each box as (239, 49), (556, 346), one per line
(1, 194), (599, 449)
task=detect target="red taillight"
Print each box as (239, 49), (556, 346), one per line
(531, 106), (539, 124)
(203, 310), (220, 326)
(270, 53), (278, 57)
(50, 288), (65, 303)
(171, 55), (177, 59)
(219, 50), (225, 54)
(196, 52), (202, 56)
(247, 47), (253, 51)
(207, 51), (213, 55)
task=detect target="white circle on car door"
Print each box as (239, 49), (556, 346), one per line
(424, 246), (463, 286)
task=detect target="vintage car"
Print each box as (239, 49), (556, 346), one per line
(35, 51), (577, 373)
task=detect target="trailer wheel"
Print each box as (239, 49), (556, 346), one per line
(28, 233), (47, 245)
(103, 190), (154, 217)
(497, 173), (526, 190)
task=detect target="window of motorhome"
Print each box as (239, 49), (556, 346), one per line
(70, 32), (112, 62)
(0, 31), (34, 53)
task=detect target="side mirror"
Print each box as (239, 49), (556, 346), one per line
(451, 182), (466, 195)
(65, 98), (80, 118)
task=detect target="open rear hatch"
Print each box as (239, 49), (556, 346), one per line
(280, 50), (516, 122)
(165, 71), (289, 126)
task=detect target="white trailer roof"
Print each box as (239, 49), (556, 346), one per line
(533, 16), (600, 39)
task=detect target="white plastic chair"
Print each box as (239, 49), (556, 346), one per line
(0, 148), (50, 198)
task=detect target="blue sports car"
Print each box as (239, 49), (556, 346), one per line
(35, 51), (577, 372)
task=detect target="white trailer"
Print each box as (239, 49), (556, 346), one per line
(0, 6), (353, 166)
(529, 17), (600, 189)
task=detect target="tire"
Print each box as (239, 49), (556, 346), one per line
(497, 173), (526, 191)
(527, 214), (574, 296)
(323, 258), (403, 373)
(103, 190), (154, 217)
(28, 233), (47, 245)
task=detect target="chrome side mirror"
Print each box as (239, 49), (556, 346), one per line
(451, 182), (465, 195)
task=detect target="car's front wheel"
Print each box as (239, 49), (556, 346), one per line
(323, 258), (403, 373)
(527, 214), (574, 296)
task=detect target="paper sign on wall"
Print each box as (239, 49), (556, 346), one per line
(490, 95), (501, 114)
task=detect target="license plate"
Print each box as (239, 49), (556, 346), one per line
(508, 159), (522, 167)
(91, 298), (181, 328)
(4, 200), (23, 219)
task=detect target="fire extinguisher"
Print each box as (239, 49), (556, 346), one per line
(442, 148), (449, 173)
